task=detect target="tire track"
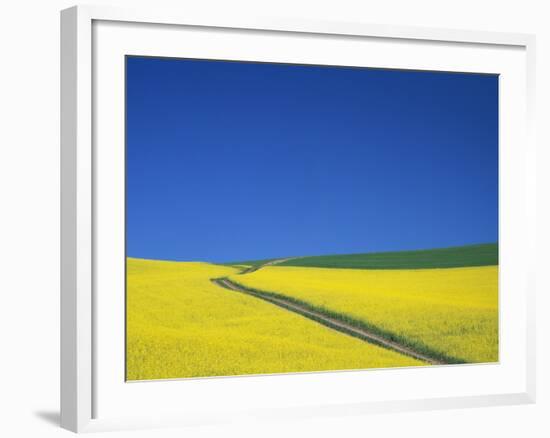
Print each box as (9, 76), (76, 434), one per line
(238, 257), (301, 275)
(211, 276), (445, 365)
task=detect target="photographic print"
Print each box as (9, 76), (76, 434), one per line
(125, 56), (498, 381)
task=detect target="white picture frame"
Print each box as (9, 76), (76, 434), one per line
(60, 4), (536, 433)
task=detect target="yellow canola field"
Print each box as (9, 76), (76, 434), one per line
(127, 258), (423, 380)
(229, 266), (498, 363)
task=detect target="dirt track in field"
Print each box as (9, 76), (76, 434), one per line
(211, 263), (445, 365)
(238, 257), (301, 274)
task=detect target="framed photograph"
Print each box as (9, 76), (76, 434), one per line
(61, 5), (536, 433)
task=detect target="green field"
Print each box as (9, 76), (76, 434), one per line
(274, 243), (498, 269)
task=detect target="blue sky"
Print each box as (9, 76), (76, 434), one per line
(126, 56), (498, 262)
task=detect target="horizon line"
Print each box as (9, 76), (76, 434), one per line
(126, 241), (498, 264)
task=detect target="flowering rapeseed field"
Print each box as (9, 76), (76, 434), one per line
(126, 258), (423, 380)
(229, 265), (498, 364)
